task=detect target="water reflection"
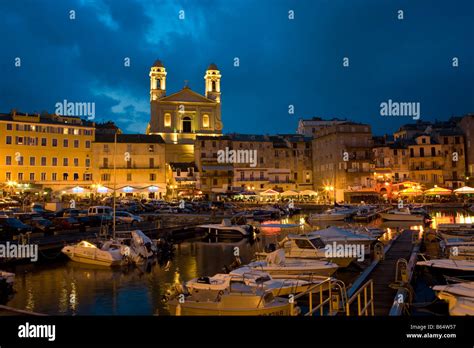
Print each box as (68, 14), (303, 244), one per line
(6, 208), (474, 315)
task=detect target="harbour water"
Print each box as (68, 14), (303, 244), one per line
(4, 208), (473, 315)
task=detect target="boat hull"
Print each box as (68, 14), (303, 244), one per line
(64, 254), (122, 267)
(380, 213), (424, 222)
(167, 298), (292, 316)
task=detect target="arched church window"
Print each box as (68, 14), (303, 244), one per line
(212, 81), (216, 91)
(156, 79), (161, 90)
(182, 117), (192, 133)
(202, 114), (209, 128)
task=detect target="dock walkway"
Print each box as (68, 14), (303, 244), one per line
(348, 229), (416, 315)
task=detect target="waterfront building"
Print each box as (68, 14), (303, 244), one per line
(297, 117), (347, 138)
(92, 134), (167, 198)
(194, 133), (313, 197)
(457, 114), (474, 181)
(146, 60), (223, 146)
(0, 110), (95, 191)
(312, 122), (374, 201)
(167, 162), (199, 198)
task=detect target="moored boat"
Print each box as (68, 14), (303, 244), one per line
(380, 208), (428, 222)
(61, 240), (125, 267)
(196, 219), (257, 238)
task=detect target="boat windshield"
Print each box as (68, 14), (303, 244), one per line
(294, 238), (325, 250)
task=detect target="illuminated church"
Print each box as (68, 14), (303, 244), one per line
(146, 60), (223, 146)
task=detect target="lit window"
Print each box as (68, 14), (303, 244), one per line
(202, 114), (209, 128)
(164, 113), (172, 127)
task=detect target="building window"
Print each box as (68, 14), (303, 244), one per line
(41, 138), (47, 146)
(6, 172), (11, 181)
(148, 145), (154, 152)
(41, 157), (46, 166)
(63, 173), (68, 181)
(6, 123), (12, 130)
(240, 171), (245, 180)
(17, 156), (23, 165)
(63, 158), (68, 166)
(104, 144), (109, 152)
(101, 174), (111, 181)
(419, 148), (424, 157)
(41, 173), (46, 181)
(18, 173), (24, 181)
(182, 117), (192, 133)
(29, 157), (35, 166)
(63, 139), (68, 147)
(52, 157), (58, 166)
(29, 173), (35, 181)
(103, 158), (108, 168)
(177, 169), (181, 177)
(149, 158), (154, 168)
(6, 136), (12, 144)
(85, 140), (91, 148)
(16, 136), (23, 145)
(213, 178), (218, 186)
(202, 114), (209, 128)
(52, 139), (58, 147)
(164, 113), (172, 127)
(74, 140), (79, 148)
(127, 173), (132, 181)
(52, 173), (57, 181)
(85, 158), (90, 167)
(73, 173), (79, 181)
(84, 173), (92, 181)
(74, 158), (79, 166)
(150, 173), (156, 181)
(6, 156), (11, 165)
(211, 81), (216, 91)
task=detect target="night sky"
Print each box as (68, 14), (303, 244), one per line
(0, 0), (473, 136)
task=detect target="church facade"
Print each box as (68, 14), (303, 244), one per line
(146, 60), (223, 147)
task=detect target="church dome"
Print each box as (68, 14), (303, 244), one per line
(207, 63), (218, 70)
(153, 59), (164, 68)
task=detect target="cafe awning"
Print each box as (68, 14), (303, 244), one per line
(398, 187), (423, 196)
(424, 186), (452, 195)
(259, 189), (280, 196)
(280, 190), (299, 197)
(454, 186), (474, 194)
(299, 189), (318, 196)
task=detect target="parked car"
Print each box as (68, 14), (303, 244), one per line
(52, 217), (81, 230)
(76, 215), (106, 228)
(0, 217), (33, 239)
(54, 208), (83, 218)
(88, 206), (113, 217)
(114, 211), (143, 225)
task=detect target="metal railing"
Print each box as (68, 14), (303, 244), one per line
(345, 279), (374, 316)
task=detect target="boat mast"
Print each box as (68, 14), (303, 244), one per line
(112, 130), (117, 239)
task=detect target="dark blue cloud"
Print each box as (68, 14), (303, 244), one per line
(0, 0), (472, 135)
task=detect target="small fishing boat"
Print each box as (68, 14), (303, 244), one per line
(185, 268), (330, 297)
(61, 240), (125, 267)
(244, 249), (338, 277)
(123, 230), (157, 264)
(196, 219), (257, 238)
(440, 238), (474, 261)
(380, 208), (427, 222)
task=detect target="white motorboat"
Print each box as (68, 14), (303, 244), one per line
(244, 249), (338, 277)
(256, 233), (355, 267)
(61, 240), (125, 267)
(380, 208), (426, 222)
(123, 230), (157, 264)
(185, 268), (331, 297)
(196, 219), (256, 238)
(440, 238), (474, 261)
(434, 283), (474, 316)
(307, 226), (376, 255)
(416, 258), (474, 276)
(308, 209), (348, 221)
(0, 270), (15, 298)
(437, 224), (474, 241)
(167, 286), (294, 316)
